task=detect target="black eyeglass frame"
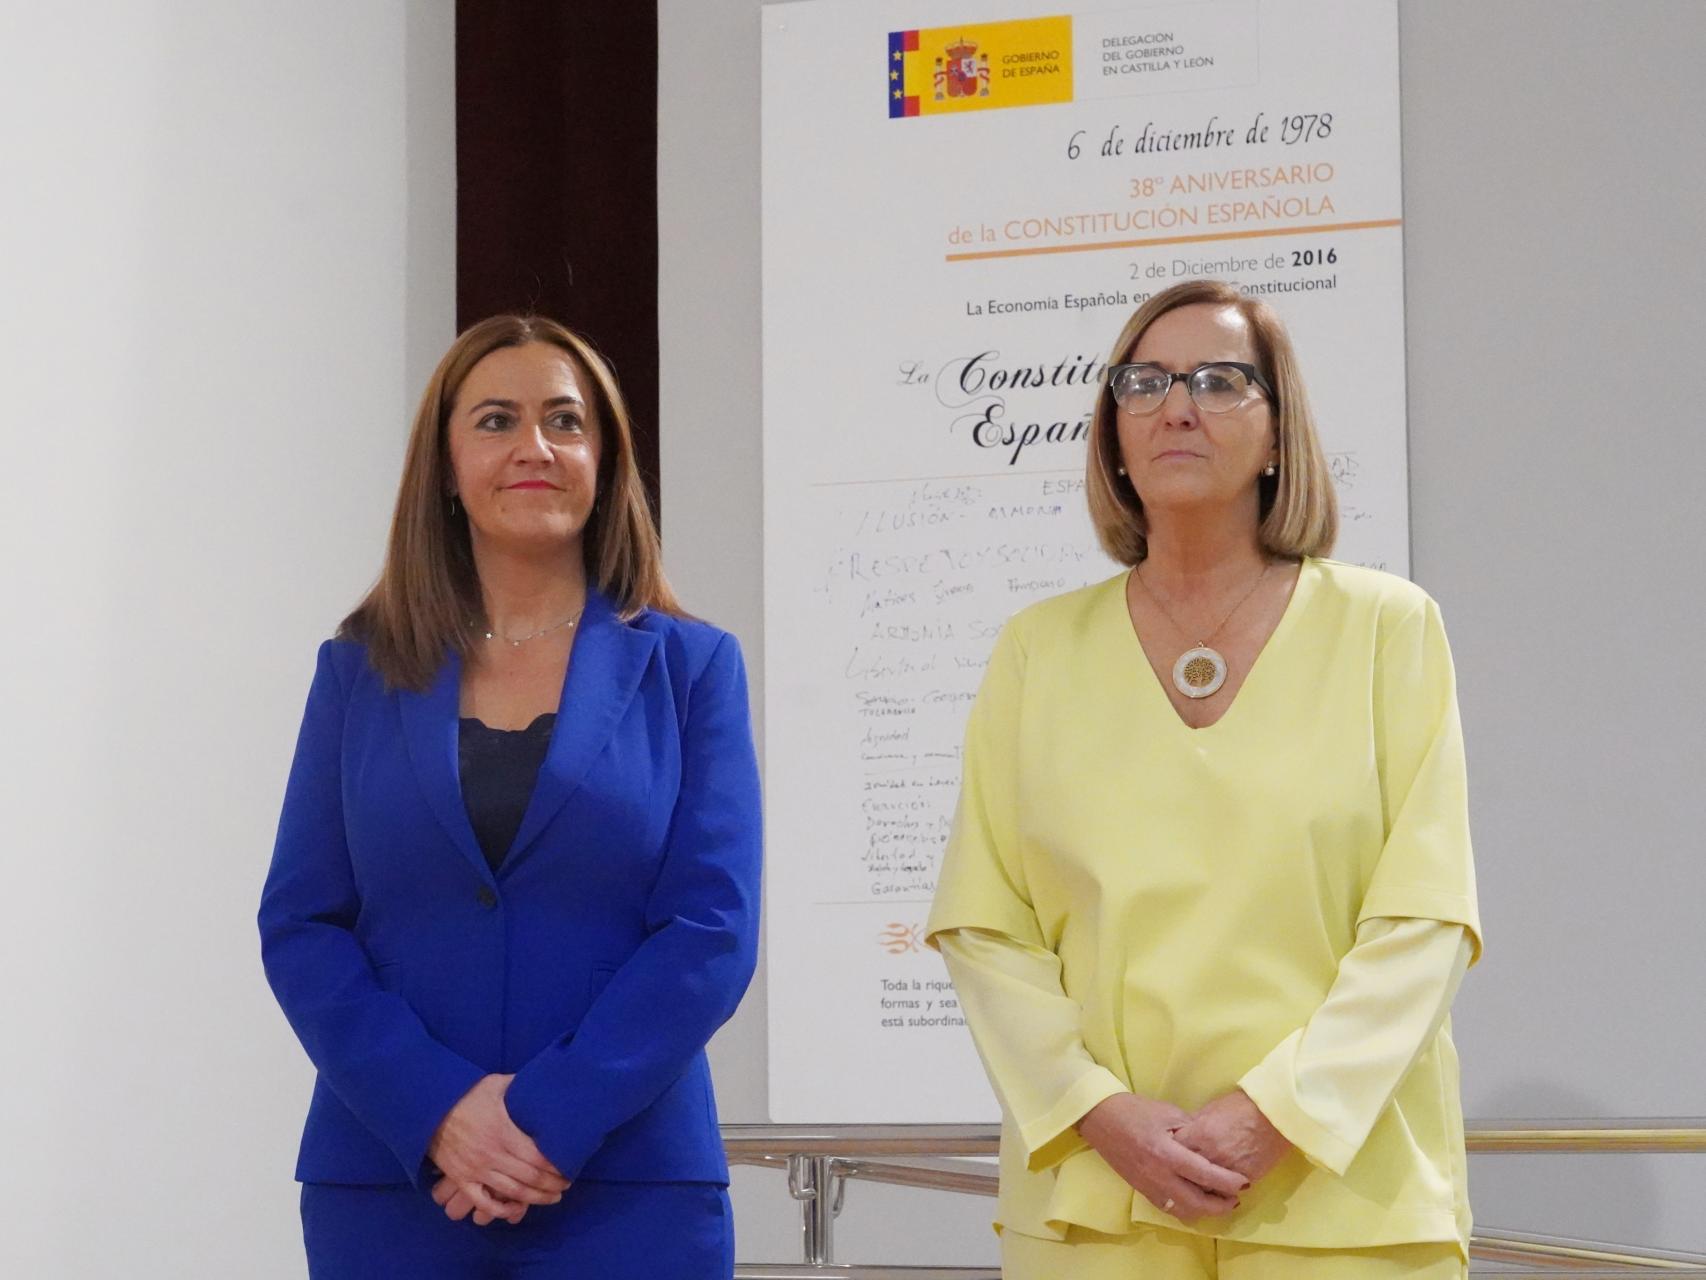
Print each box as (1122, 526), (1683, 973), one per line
(1106, 360), (1278, 413)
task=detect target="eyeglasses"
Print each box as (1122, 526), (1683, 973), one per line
(1107, 361), (1276, 415)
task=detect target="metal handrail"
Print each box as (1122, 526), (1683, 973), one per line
(724, 1120), (1706, 1275)
(1474, 1229), (1706, 1271)
(829, 1156), (996, 1197)
(725, 1125), (997, 1157)
(736, 1270), (997, 1279)
(740, 1154), (1706, 1270)
(724, 1117), (1706, 1157)
(736, 1269), (1692, 1276)
(732, 1269), (1706, 1279)
(1463, 1119), (1706, 1155)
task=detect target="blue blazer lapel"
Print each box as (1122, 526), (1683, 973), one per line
(399, 650), (494, 886)
(504, 588), (660, 871)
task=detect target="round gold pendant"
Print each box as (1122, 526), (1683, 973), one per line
(1172, 646), (1227, 699)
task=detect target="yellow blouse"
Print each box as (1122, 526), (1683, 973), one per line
(925, 558), (1483, 1251)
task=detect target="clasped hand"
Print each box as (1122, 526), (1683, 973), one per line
(426, 1073), (570, 1226)
(1171, 1089), (1292, 1189)
(1077, 1089), (1290, 1223)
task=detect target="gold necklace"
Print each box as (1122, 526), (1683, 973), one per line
(1134, 561), (1270, 699)
(479, 609), (583, 648)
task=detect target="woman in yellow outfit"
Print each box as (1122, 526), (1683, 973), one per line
(926, 279), (1481, 1279)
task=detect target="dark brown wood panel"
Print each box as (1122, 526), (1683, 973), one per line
(456, 2), (660, 506)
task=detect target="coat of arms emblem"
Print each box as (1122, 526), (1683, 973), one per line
(934, 38), (991, 100)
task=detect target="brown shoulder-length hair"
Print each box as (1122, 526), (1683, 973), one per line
(340, 314), (683, 690)
(1086, 279), (1337, 566)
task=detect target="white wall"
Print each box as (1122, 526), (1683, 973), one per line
(1398, 0), (1706, 1252)
(0, 3), (456, 1274)
(659, 0), (1706, 1266)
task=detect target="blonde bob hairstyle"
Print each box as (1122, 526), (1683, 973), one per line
(1086, 279), (1337, 566)
(341, 314), (682, 691)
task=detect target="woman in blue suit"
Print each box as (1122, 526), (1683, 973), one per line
(259, 314), (761, 1277)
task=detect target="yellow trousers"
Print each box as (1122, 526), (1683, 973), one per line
(1001, 1224), (1466, 1279)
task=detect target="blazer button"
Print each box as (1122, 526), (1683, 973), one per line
(477, 886), (498, 909)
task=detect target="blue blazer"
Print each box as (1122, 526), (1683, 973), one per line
(258, 589), (761, 1190)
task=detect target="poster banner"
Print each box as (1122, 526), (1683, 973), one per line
(762, 0), (1406, 1120)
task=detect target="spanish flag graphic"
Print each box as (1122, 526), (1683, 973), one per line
(888, 15), (1074, 119)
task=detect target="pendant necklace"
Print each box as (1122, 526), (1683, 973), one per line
(1134, 560), (1271, 700)
(478, 609), (583, 648)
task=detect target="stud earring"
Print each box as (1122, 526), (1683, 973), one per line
(1116, 465), (1127, 476)
(1262, 463), (1277, 477)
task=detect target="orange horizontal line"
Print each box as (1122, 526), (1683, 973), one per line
(809, 467), (1079, 488)
(945, 217), (1402, 263)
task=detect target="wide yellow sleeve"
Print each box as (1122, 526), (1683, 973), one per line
(927, 621), (1126, 1171)
(1238, 917), (1472, 1175)
(926, 621), (1044, 946)
(937, 927), (1128, 1172)
(1358, 595), (1483, 962)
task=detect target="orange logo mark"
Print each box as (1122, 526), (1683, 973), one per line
(878, 922), (925, 954)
